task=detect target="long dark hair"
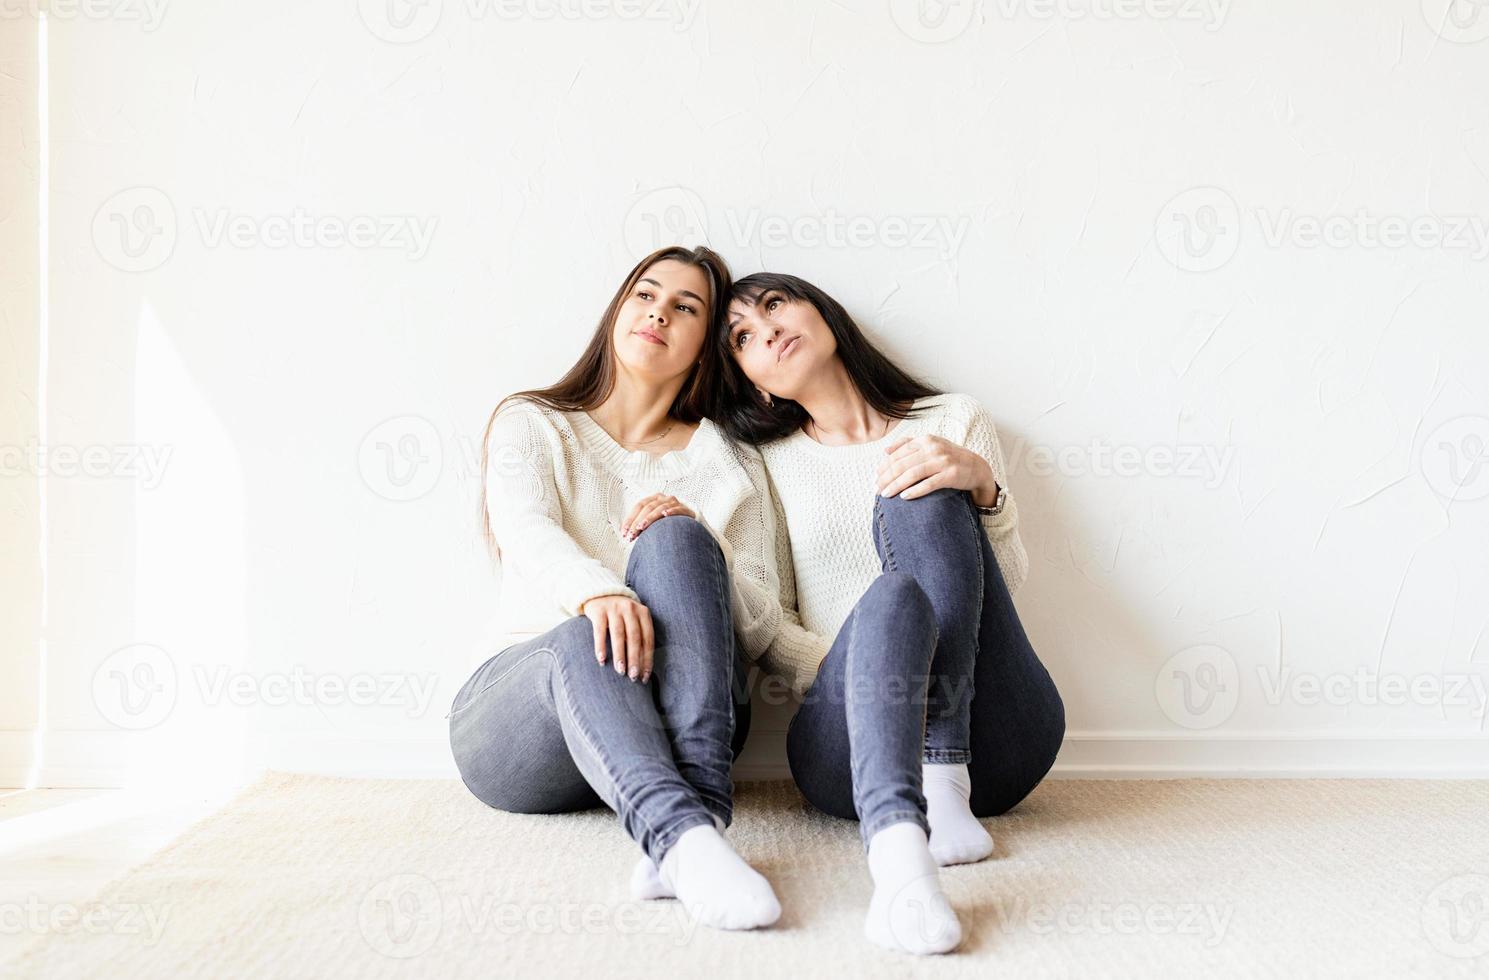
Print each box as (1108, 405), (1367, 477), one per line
(480, 244), (733, 555)
(713, 272), (941, 445)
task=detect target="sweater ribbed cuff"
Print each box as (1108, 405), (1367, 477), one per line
(564, 572), (640, 617)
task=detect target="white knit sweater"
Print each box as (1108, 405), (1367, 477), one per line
(478, 399), (824, 673)
(758, 393), (1029, 695)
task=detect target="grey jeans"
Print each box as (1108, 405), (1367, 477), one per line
(448, 516), (752, 865)
(785, 488), (1066, 849)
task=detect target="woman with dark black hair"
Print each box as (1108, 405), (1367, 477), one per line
(715, 272), (1066, 955)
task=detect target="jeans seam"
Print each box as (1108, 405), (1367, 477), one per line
(843, 601), (865, 802)
(549, 650), (667, 851)
(448, 643), (541, 721)
(628, 520), (738, 834)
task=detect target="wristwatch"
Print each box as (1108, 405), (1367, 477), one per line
(975, 485), (1008, 518)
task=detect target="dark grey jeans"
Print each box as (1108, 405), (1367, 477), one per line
(785, 488), (1065, 848)
(448, 516), (752, 865)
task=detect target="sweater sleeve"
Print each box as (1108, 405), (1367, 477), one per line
(485, 402), (639, 615)
(718, 445), (831, 696)
(949, 395), (1030, 595)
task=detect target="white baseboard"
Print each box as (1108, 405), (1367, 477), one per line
(6, 728), (1489, 788)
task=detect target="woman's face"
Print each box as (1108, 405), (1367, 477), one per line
(725, 287), (837, 402)
(611, 258), (711, 380)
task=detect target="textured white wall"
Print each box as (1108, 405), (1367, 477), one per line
(4, 0), (1488, 785)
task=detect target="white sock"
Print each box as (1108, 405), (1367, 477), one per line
(657, 822), (780, 930)
(629, 814), (725, 900)
(864, 821), (961, 955)
(922, 762), (993, 866)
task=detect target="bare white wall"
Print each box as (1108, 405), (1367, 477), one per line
(3, 0), (1488, 785)
(1, 18), (42, 783)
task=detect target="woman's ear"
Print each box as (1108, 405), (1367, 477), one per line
(756, 387), (773, 407)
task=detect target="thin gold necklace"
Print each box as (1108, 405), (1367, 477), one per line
(615, 420), (675, 448)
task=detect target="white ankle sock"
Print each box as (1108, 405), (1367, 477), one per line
(629, 814), (723, 901)
(864, 821), (961, 955)
(657, 822), (779, 930)
(922, 762), (993, 866)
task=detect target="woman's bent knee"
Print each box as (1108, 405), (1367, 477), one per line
(630, 514), (718, 559)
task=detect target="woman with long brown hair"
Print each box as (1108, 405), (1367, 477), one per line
(448, 246), (819, 932)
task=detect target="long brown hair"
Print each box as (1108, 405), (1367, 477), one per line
(479, 244), (733, 557)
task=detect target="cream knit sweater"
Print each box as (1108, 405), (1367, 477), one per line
(478, 399), (824, 673)
(757, 393), (1029, 696)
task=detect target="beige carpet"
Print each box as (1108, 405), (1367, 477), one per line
(5, 774), (1488, 978)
